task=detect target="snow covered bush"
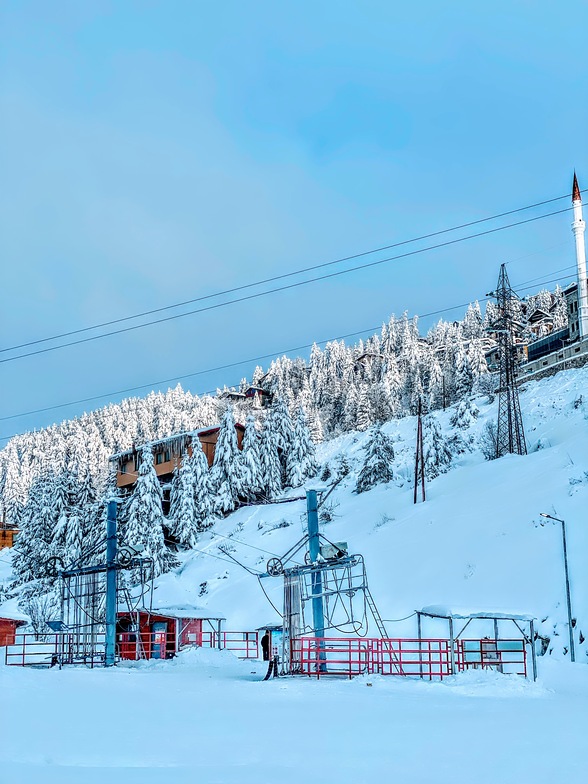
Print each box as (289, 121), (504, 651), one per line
(478, 420), (499, 461)
(450, 399), (479, 429)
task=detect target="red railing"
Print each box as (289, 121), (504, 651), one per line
(377, 638), (452, 679)
(292, 637), (452, 679)
(4, 631), (107, 667)
(119, 630), (259, 660)
(119, 630), (176, 660)
(199, 631), (259, 658)
(5, 629), (260, 665)
(5, 631), (526, 676)
(292, 637), (526, 679)
(4, 634), (60, 667)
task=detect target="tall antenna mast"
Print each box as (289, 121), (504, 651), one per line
(494, 264), (527, 458)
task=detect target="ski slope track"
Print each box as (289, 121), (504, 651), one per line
(1, 365), (588, 783)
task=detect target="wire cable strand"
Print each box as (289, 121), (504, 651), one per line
(0, 260), (578, 430)
(0, 204), (575, 366)
(1, 190), (579, 356)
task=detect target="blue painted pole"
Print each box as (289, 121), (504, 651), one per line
(105, 500), (118, 667)
(306, 490), (326, 670)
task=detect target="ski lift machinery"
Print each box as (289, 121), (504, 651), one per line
(261, 489), (393, 675)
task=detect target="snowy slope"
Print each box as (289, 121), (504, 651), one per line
(2, 365), (587, 657)
(112, 365), (588, 658)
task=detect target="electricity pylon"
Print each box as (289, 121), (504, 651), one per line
(493, 264), (527, 458)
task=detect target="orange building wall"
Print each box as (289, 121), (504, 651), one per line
(115, 426), (245, 488)
(0, 529), (18, 549)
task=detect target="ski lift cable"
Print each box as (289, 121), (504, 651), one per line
(256, 576), (283, 619)
(162, 536), (261, 573)
(210, 529), (303, 564)
(381, 612), (417, 623)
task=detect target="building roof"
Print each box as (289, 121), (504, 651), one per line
(109, 423), (245, 463)
(118, 602), (225, 621)
(0, 598), (29, 624)
(573, 171), (581, 202)
(152, 603), (225, 620)
(418, 605), (535, 621)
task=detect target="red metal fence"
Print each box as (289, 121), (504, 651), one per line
(200, 631), (259, 658)
(5, 629), (259, 665)
(5, 631), (525, 676)
(4, 632), (107, 667)
(292, 637), (526, 679)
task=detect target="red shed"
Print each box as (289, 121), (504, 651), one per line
(0, 601), (28, 646)
(116, 603), (225, 661)
(0, 618), (27, 647)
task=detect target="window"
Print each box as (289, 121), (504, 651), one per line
(155, 453), (163, 465)
(575, 347), (580, 353)
(120, 463), (127, 474)
(164, 450), (171, 462)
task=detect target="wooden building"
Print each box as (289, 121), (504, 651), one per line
(0, 522), (19, 549)
(116, 604), (225, 661)
(0, 600), (28, 646)
(110, 423), (245, 492)
(244, 386), (273, 408)
(0, 617), (26, 647)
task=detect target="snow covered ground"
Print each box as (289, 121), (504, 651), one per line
(1, 648), (586, 784)
(2, 365), (588, 781)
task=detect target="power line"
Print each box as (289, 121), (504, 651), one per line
(0, 262), (579, 438)
(1, 190), (579, 357)
(0, 204), (575, 367)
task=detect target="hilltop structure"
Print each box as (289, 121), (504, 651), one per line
(488, 173), (588, 378)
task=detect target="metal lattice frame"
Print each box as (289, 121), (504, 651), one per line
(58, 557), (154, 667)
(60, 568), (112, 666)
(494, 264), (527, 457)
(283, 555), (371, 643)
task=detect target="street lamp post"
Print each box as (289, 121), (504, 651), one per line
(540, 513), (575, 662)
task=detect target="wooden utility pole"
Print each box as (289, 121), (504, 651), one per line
(414, 398), (426, 504)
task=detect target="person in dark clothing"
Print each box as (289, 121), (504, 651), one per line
(261, 631), (270, 661)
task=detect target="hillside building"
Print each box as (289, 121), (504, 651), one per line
(110, 423), (245, 511)
(485, 174), (588, 377)
(517, 174), (588, 376)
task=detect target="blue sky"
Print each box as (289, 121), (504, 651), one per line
(1, 1), (587, 439)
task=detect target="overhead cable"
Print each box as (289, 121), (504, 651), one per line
(0, 262), (577, 428)
(0, 205), (575, 366)
(1, 190), (579, 356)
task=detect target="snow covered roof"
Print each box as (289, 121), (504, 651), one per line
(0, 597), (29, 624)
(119, 603), (225, 620)
(109, 423), (246, 463)
(419, 605), (535, 621)
(151, 603), (225, 620)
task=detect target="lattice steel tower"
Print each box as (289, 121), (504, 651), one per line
(494, 263), (527, 457)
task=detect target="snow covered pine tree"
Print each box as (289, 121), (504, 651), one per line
(356, 425), (395, 494)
